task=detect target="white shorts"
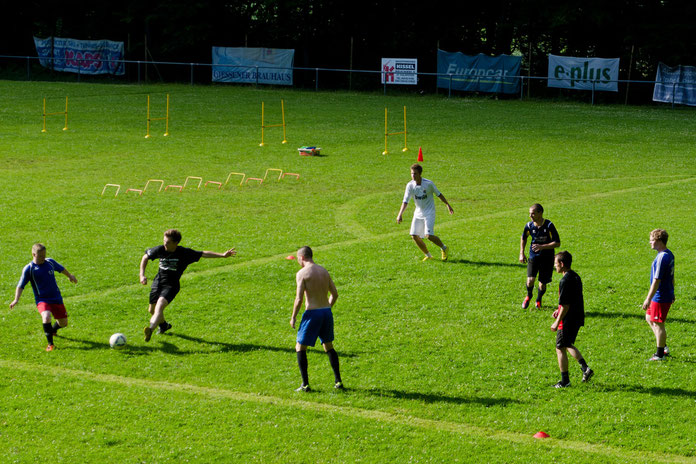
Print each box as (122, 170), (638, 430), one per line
(410, 214), (435, 238)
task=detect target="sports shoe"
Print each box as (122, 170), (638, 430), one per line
(157, 322), (172, 335)
(46, 344), (55, 352)
(535, 300), (542, 309)
(143, 326), (153, 342)
(422, 256), (433, 262)
(649, 354), (664, 362)
(522, 296), (531, 309)
(553, 381), (570, 388)
(582, 368), (594, 382)
(441, 246), (448, 261)
(295, 384), (311, 392)
(334, 381), (345, 390)
(664, 346), (670, 356)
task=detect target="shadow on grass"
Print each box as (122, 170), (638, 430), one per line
(446, 259), (522, 268)
(585, 310), (693, 324)
(602, 382), (696, 399)
(359, 388), (521, 407)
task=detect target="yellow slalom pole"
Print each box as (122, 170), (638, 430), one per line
(163, 94), (170, 136)
(402, 106), (408, 152)
(281, 99), (287, 144)
(382, 107), (389, 155)
(42, 98), (47, 133)
(259, 101), (266, 146)
(145, 95), (151, 138)
(63, 96), (68, 131)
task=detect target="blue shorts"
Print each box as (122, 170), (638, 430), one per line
(296, 307), (334, 346)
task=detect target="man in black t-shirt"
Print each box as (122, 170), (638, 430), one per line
(519, 204), (560, 309)
(550, 251), (593, 388)
(139, 229), (236, 342)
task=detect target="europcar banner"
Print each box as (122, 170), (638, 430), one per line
(548, 54), (619, 92)
(381, 58), (417, 85)
(33, 37), (125, 75)
(212, 47), (294, 85)
(653, 63), (696, 106)
(437, 50), (521, 94)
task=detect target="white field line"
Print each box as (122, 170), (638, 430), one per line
(1, 358), (694, 463)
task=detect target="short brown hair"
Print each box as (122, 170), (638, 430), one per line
(410, 163), (423, 174)
(32, 243), (46, 253)
(298, 246), (313, 259)
(650, 229), (668, 245)
(555, 250), (572, 269)
(164, 229), (182, 243)
(531, 203), (544, 213)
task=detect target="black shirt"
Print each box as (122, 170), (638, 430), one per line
(558, 269), (584, 327)
(147, 245), (203, 286)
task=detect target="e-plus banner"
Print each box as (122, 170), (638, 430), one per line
(381, 58), (418, 85)
(212, 47), (294, 85)
(653, 62), (696, 106)
(33, 37), (125, 75)
(547, 54), (619, 92)
(436, 51), (521, 94)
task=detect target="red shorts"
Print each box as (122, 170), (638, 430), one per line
(647, 301), (671, 323)
(37, 302), (68, 320)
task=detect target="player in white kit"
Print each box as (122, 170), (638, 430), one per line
(396, 163), (454, 261)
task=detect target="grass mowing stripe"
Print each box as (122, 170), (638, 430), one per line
(10, 173), (688, 310)
(2, 358), (693, 464)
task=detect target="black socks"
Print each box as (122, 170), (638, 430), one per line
(327, 349), (342, 383)
(297, 351), (309, 386)
(536, 287), (546, 302)
(526, 286), (534, 298)
(43, 323), (54, 345)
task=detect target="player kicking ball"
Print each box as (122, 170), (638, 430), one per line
(10, 243), (78, 351)
(396, 163), (454, 261)
(139, 229), (236, 342)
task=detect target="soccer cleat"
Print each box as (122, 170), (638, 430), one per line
(553, 381), (570, 388)
(422, 256), (433, 262)
(295, 385), (311, 392)
(334, 381), (345, 390)
(582, 368), (594, 382)
(664, 346), (670, 356)
(535, 301), (542, 309)
(441, 246), (448, 261)
(522, 296), (531, 309)
(649, 354), (664, 362)
(143, 326), (153, 342)
(157, 322), (172, 335)
(46, 344), (55, 352)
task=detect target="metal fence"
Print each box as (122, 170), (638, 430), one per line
(0, 54), (692, 108)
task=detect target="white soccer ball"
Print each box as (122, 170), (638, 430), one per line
(109, 333), (127, 349)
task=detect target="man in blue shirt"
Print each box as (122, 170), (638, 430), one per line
(519, 204), (560, 309)
(642, 229), (675, 361)
(10, 243), (78, 351)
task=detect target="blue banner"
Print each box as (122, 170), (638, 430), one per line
(212, 47), (294, 85)
(437, 50), (521, 94)
(653, 63), (696, 106)
(33, 37), (125, 75)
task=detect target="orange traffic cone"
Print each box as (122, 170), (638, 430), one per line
(533, 431), (550, 439)
(417, 146), (423, 162)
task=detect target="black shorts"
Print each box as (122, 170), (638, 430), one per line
(149, 278), (180, 305)
(556, 325), (580, 348)
(527, 255), (554, 284)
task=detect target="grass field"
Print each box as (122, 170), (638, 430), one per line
(2, 80), (696, 463)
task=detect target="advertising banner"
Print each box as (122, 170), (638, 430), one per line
(547, 54), (619, 92)
(653, 62), (696, 106)
(33, 36), (125, 75)
(381, 58), (418, 85)
(212, 47), (294, 85)
(437, 50), (521, 94)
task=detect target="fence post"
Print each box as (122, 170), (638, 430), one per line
(190, 63), (194, 85)
(448, 74), (452, 98)
(26, 56), (31, 80)
(77, 60), (81, 82)
(520, 76), (524, 100)
(255, 66), (259, 87)
(591, 81), (595, 105)
(137, 61), (141, 84)
(315, 68), (319, 91)
(672, 82), (676, 109)
(383, 72), (387, 96)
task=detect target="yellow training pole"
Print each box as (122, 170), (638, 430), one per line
(63, 96), (68, 131)
(281, 99), (287, 144)
(402, 106), (408, 152)
(163, 94), (170, 136)
(382, 107), (389, 155)
(259, 101), (266, 146)
(42, 98), (47, 133)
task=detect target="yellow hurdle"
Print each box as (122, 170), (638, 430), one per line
(382, 106), (409, 155)
(260, 100), (288, 146)
(42, 97), (68, 133)
(263, 168), (283, 181)
(145, 94), (170, 138)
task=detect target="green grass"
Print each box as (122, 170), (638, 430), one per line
(2, 80), (696, 463)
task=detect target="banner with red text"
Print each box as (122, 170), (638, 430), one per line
(33, 37), (125, 75)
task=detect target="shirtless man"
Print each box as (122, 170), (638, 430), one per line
(290, 246), (343, 392)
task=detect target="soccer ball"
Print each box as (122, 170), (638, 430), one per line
(109, 333), (127, 349)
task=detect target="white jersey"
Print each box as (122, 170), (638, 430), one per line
(403, 178), (441, 218)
